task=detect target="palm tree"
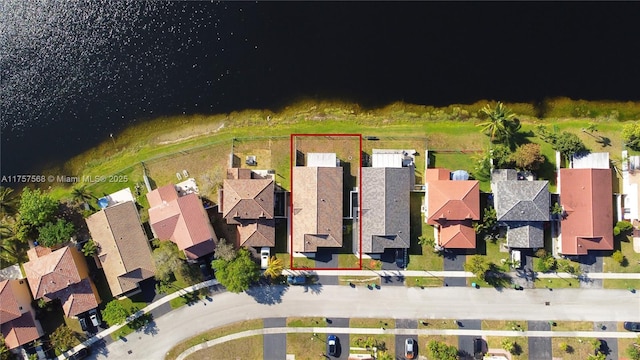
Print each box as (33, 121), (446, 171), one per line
(0, 216), (26, 264)
(0, 186), (19, 217)
(264, 256), (284, 279)
(71, 185), (95, 209)
(82, 239), (99, 257)
(477, 102), (521, 148)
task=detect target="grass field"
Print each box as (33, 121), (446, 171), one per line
(482, 320), (528, 331)
(551, 337), (601, 360)
(604, 236), (640, 273)
(286, 333), (326, 360)
(42, 99), (635, 206)
(350, 318), (395, 329)
(418, 335), (459, 354)
(550, 321), (594, 331)
(165, 319), (263, 360)
(486, 336), (529, 360)
(287, 317), (327, 327)
(185, 335), (263, 360)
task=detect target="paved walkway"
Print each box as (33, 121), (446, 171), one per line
(284, 269), (640, 279)
(175, 327), (640, 360)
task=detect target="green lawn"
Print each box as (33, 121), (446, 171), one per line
(350, 318), (395, 329)
(603, 279), (640, 290)
(486, 336), (529, 360)
(551, 337), (602, 360)
(407, 193), (444, 271)
(534, 277), (580, 289)
(291, 256), (315, 269)
(165, 319), (263, 360)
(287, 317), (327, 327)
(405, 276), (445, 288)
(482, 320), (528, 331)
(604, 237), (640, 273)
(418, 319), (460, 330)
(287, 333), (325, 360)
(550, 321), (594, 331)
(185, 335), (263, 360)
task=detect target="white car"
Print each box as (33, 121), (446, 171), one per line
(89, 309), (101, 327)
(260, 247), (270, 269)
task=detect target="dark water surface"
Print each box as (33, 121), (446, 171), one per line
(1, 1), (639, 177)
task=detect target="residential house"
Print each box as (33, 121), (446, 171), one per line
(292, 153), (343, 253)
(86, 200), (156, 298)
(23, 246), (100, 317)
(147, 184), (217, 260)
(425, 168), (480, 249)
(0, 277), (43, 351)
(491, 169), (550, 249)
(559, 168), (614, 255)
(358, 167), (411, 255)
(220, 168), (275, 248)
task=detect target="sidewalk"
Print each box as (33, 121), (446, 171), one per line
(176, 326), (640, 360)
(284, 269), (640, 279)
(58, 279), (219, 359)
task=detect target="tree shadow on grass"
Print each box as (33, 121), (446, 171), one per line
(245, 284), (289, 305)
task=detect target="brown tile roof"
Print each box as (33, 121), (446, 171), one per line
(226, 168), (252, 179)
(86, 201), (156, 297)
(560, 168), (614, 255)
(222, 179), (274, 223)
(292, 167), (343, 252)
(1, 312), (41, 350)
(23, 247), (99, 317)
(236, 219), (275, 247)
(148, 187), (216, 260)
(426, 179), (480, 224)
(437, 220), (476, 249)
(0, 280), (21, 323)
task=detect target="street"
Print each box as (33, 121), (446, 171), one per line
(90, 285), (640, 360)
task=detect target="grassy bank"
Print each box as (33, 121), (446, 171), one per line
(39, 98), (637, 204)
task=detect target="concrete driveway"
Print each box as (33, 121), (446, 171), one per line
(444, 250), (467, 286)
(327, 317), (350, 360)
(264, 318), (286, 360)
(395, 319), (418, 360)
(457, 319), (481, 359)
(528, 320), (552, 360)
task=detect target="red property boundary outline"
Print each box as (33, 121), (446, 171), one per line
(289, 134), (363, 271)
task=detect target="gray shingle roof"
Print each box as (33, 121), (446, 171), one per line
(494, 180), (550, 222)
(360, 167), (411, 253)
(506, 222), (544, 248)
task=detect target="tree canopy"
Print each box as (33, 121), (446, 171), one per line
(477, 102), (521, 148)
(427, 340), (458, 360)
(37, 219), (75, 247)
(49, 325), (78, 352)
(213, 238), (236, 261)
(464, 255), (491, 281)
(212, 248), (259, 293)
(152, 240), (184, 283)
(18, 188), (58, 229)
(623, 122), (640, 151)
(554, 132), (588, 159)
(0, 187), (18, 218)
(101, 300), (130, 326)
(264, 256), (284, 279)
(511, 143), (545, 171)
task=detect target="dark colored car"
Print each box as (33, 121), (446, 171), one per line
(287, 275), (306, 285)
(68, 347), (90, 360)
(474, 337), (484, 359)
(395, 249), (404, 268)
(624, 322), (640, 331)
(327, 334), (338, 356)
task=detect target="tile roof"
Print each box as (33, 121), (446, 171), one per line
(361, 167), (411, 253)
(222, 178), (274, 223)
(1, 312), (41, 350)
(86, 201), (156, 297)
(506, 222), (544, 248)
(425, 168), (451, 181)
(292, 167), (343, 252)
(0, 280), (22, 323)
(236, 219), (275, 247)
(560, 168), (614, 255)
(147, 186), (217, 260)
(23, 247), (99, 317)
(493, 180), (550, 222)
(438, 220), (476, 249)
(426, 179), (480, 224)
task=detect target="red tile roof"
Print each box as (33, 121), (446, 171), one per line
(560, 168), (614, 255)
(1, 312), (40, 350)
(236, 220), (276, 247)
(147, 186), (216, 259)
(425, 168), (451, 181)
(0, 280), (21, 323)
(23, 247), (99, 317)
(437, 220), (476, 249)
(427, 179), (480, 224)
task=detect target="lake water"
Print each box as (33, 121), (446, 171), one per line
(1, 1), (639, 178)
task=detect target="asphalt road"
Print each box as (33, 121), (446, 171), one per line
(90, 285), (640, 360)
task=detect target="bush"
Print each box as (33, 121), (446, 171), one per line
(623, 122), (640, 151)
(501, 338), (516, 354)
(37, 219), (75, 248)
(627, 342), (640, 360)
(612, 250), (626, 265)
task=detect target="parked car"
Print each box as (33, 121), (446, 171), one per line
(624, 322), (640, 331)
(395, 249), (405, 268)
(79, 316), (88, 331)
(260, 247), (270, 270)
(473, 337), (484, 359)
(68, 347), (90, 360)
(327, 334), (338, 356)
(511, 250), (523, 269)
(89, 309), (101, 327)
(287, 275), (306, 285)
(404, 338), (415, 359)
